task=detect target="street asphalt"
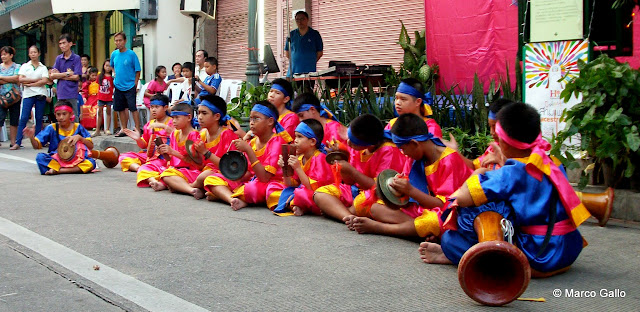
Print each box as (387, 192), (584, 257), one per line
(0, 144), (638, 311)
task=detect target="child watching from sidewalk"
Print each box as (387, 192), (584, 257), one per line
(195, 57), (222, 99)
(81, 67), (99, 134)
(292, 92), (346, 145)
(386, 78), (442, 138)
(144, 65), (168, 108)
(119, 94), (173, 173)
(348, 113), (472, 237)
(203, 101), (291, 210)
(274, 119), (333, 216)
(23, 101), (96, 175)
(95, 59), (114, 136)
(162, 95), (238, 199)
(421, 102), (590, 278)
(175, 62), (194, 104)
(314, 114), (406, 225)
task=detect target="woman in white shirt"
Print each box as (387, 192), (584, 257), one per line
(13, 45), (49, 149)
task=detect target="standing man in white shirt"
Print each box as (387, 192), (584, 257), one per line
(194, 49), (210, 82)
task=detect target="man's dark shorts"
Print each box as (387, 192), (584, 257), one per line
(113, 86), (137, 112)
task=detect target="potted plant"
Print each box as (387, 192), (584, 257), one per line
(551, 54), (640, 189)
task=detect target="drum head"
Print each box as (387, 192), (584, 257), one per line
(377, 169), (409, 207)
(185, 140), (203, 165)
(326, 150), (349, 164)
(219, 150), (248, 181)
(57, 140), (77, 162)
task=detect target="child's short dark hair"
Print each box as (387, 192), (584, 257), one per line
(349, 114), (384, 145)
(81, 54), (90, 61)
(150, 93), (169, 105)
(182, 62), (194, 72)
(292, 92), (320, 112)
(390, 113), (429, 137)
(295, 11), (309, 19)
(172, 62), (182, 71)
(400, 77), (427, 116)
(497, 102), (541, 144)
(172, 102), (193, 115)
(204, 57), (218, 66)
(200, 94), (228, 126)
(88, 67), (99, 75)
(489, 98), (513, 114)
(300, 119), (324, 145)
(254, 100), (279, 123)
(272, 78), (293, 99)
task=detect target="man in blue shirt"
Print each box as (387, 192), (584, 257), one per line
(110, 32), (141, 136)
(285, 11), (323, 78)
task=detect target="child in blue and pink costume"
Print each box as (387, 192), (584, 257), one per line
(420, 102), (590, 277)
(273, 119), (333, 216)
(204, 101), (292, 210)
(24, 101), (96, 175)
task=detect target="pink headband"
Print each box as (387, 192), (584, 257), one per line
(55, 105), (75, 121)
(495, 122), (549, 151)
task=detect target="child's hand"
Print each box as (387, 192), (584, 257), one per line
(277, 155), (285, 168)
(480, 142), (505, 168)
(158, 144), (171, 155)
(288, 155), (300, 170)
(66, 134), (83, 146)
(232, 139), (251, 153)
(165, 126), (175, 134)
(390, 174), (412, 195)
(22, 126), (35, 138)
(123, 128), (140, 141)
(442, 133), (459, 151)
(242, 130), (254, 141)
(194, 140), (207, 154)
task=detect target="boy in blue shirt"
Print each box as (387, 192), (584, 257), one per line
(196, 57), (222, 100)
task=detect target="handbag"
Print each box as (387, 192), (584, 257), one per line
(0, 86), (21, 109)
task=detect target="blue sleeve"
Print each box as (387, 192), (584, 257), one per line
(133, 53), (141, 72)
(36, 125), (54, 146)
(211, 75), (222, 89)
(477, 164), (523, 203)
(76, 124), (91, 138)
(73, 58), (82, 76)
(284, 31), (291, 51)
(315, 31), (323, 52)
(109, 51), (115, 68)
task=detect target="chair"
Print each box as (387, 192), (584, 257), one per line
(132, 82), (150, 129)
(166, 82), (183, 103)
(218, 79), (242, 103)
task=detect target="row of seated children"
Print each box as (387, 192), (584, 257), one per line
(102, 76), (591, 276)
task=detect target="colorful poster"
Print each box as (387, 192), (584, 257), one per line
(524, 40), (588, 143)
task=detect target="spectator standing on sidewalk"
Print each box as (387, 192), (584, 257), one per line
(13, 45), (49, 150)
(110, 32), (141, 137)
(0, 46), (21, 148)
(50, 34), (82, 119)
(194, 50), (209, 82)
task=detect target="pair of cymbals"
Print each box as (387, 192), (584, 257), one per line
(376, 169), (410, 207)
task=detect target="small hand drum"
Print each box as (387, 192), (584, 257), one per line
(185, 140), (203, 165)
(376, 169), (410, 207)
(57, 140), (77, 162)
(219, 150), (248, 181)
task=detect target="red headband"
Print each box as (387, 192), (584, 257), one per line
(495, 122), (547, 151)
(54, 105), (75, 121)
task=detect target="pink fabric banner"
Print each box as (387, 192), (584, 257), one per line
(424, 0), (520, 92)
(615, 6), (640, 69)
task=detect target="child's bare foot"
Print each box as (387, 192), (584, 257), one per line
(44, 168), (59, 175)
(230, 198), (247, 211)
(205, 192), (217, 202)
(418, 242), (452, 264)
(291, 206), (305, 216)
(352, 217), (381, 234)
(191, 188), (205, 200)
(149, 180), (167, 191)
(342, 215), (357, 230)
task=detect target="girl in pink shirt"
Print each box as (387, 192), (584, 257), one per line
(144, 65), (168, 107)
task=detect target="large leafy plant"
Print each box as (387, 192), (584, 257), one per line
(551, 54), (640, 188)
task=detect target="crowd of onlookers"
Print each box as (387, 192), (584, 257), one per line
(0, 32), (221, 148)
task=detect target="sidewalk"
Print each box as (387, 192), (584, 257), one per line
(92, 135), (640, 225)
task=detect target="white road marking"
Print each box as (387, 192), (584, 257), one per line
(0, 152), (37, 164)
(0, 216), (209, 312)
